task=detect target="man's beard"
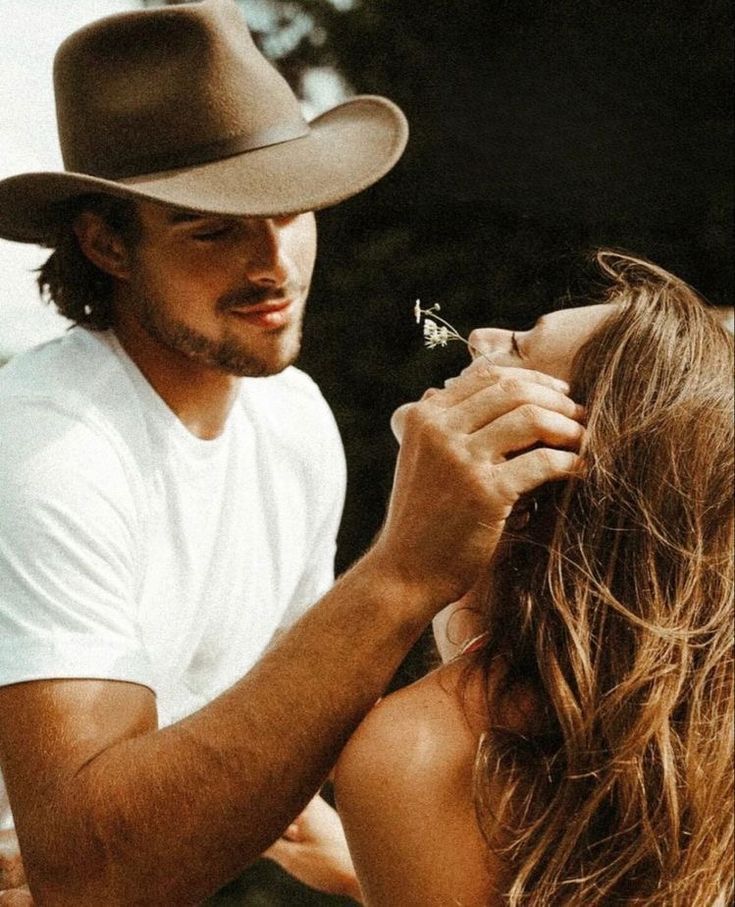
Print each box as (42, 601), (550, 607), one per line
(131, 284), (303, 378)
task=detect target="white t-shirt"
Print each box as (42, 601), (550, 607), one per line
(0, 327), (346, 829)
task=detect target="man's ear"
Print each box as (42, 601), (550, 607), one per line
(73, 211), (132, 280)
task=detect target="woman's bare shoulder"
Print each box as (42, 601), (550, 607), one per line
(337, 659), (484, 786)
(334, 659), (503, 906)
(342, 653), (506, 760)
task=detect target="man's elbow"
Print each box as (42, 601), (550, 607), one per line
(19, 814), (117, 906)
(18, 805), (167, 906)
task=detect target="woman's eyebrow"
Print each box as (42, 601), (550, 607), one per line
(524, 313), (552, 342)
(515, 314), (549, 355)
(517, 314), (547, 339)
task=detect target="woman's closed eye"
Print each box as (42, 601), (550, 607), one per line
(511, 332), (523, 358)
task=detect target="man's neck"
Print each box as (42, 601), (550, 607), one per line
(112, 320), (240, 441)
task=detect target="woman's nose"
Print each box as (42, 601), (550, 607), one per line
(467, 327), (510, 360)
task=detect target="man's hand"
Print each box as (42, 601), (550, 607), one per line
(264, 795), (362, 902)
(0, 830), (31, 904)
(0, 364), (581, 905)
(375, 362), (585, 611)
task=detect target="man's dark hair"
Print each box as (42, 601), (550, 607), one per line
(37, 194), (140, 330)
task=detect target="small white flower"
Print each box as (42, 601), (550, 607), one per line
(412, 299), (494, 365)
(423, 319), (451, 348)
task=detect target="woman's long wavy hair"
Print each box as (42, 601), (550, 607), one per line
(473, 251), (733, 905)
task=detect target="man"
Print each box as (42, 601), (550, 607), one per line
(0, 1), (584, 903)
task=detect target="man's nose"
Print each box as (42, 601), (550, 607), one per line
(467, 327), (510, 360)
(243, 217), (289, 286)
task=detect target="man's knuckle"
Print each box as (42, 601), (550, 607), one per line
(402, 403), (426, 431)
(445, 439), (470, 469)
(532, 369), (556, 387)
(517, 402), (543, 425)
(413, 416), (455, 456)
(495, 375), (520, 398)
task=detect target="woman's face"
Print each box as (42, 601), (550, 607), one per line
(430, 303), (617, 660)
(468, 303), (618, 383)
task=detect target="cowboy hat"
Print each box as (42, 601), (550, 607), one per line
(0, 0), (408, 244)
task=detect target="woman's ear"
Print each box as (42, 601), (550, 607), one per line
(73, 210), (132, 280)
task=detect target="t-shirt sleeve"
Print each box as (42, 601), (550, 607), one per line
(0, 400), (154, 689)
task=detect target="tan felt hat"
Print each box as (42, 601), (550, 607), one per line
(0, 0), (408, 244)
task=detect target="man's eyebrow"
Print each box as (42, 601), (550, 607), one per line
(167, 210), (212, 225)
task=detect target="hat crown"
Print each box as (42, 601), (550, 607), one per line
(54, 0), (308, 178)
(0, 0), (408, 245)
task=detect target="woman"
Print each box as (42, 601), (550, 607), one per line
(334, 251), (734, 906)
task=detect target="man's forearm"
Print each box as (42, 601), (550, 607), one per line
(8, 363), (582, 904)
(20, 556), (428, 905)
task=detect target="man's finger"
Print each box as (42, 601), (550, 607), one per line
(470, 406), (585, 458)
(391, 367), (580, 444)
(446, 360), (571, 402)
(444, 380), (585, 435)
(493, 447), (583, 502)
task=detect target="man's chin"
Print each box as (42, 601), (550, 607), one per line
(214, 339), (302, 378)
(225, 353), (299, 378)
(136, 310), (303, 378)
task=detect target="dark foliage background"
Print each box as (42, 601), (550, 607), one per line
(246, 0), (732, 557)
(252, 0), (732, 684)
(182, 1), (730, 902)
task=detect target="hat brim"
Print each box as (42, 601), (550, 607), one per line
(0, 95), (408, 244)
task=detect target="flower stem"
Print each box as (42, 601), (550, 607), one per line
(415, 300), (493, 364)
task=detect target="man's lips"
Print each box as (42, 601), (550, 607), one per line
(225, 299), (294, 328)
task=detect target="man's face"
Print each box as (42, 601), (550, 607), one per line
(120, 200), (317, 377)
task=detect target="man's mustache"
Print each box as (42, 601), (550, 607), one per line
(217, 283), (301, 312)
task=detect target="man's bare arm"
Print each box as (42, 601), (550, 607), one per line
(0, 364), (583, 905)
(0, 560), (426, 905)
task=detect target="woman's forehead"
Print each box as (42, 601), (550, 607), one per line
(542, 302), (618, 331)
